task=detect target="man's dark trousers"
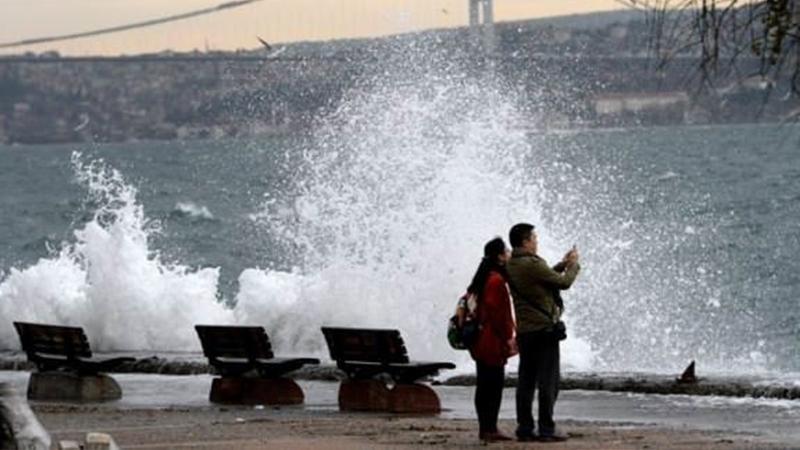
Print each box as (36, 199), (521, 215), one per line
(515, 331), (560, 437)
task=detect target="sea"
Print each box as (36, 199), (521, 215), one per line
(0, 70), (799, 378)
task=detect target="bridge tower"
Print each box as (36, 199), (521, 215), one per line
(468, 0), (495, 54)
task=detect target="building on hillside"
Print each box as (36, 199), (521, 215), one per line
(592, 91), (690, 126)
(609, 25), (628, 40)
(593, 92), (689, 115)
(717, 75), (775, 96)
(0, 114), (7, 144)
(784, 107), (800, 122)
(12, 102), (31, 119)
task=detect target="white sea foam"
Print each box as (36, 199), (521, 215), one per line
(654, 170), (680, 181)
(173, 202), (215, 220)
(0, 154), (233, 351)
(665, 393), (800, 411)
(0, 57), (606, 370)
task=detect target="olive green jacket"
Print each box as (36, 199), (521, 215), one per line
(507, 249), (580, 334)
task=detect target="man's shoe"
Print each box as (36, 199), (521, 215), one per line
(515, 431), (537, 442)
(479, 431), (513, 442)
(537, 432), (569, 443)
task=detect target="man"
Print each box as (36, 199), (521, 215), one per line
(506, 223), (579, 442)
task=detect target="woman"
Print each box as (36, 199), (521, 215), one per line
(468, 237), (516, 442)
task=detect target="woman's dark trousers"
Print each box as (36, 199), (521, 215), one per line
(515, 331), (560, 438)
(475, 361), (505, 434)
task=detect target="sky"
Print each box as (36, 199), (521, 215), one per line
(0, 0), (630, 56)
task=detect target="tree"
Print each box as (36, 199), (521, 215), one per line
(618, 1), (799, 102)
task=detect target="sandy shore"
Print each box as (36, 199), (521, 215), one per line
(35, 403), (791, 450)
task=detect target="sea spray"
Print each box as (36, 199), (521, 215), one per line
(244, 62), (599, 370)
(239, 55), (770, 373)
(0, 153), (232, 351)
(0, 54), (785, 374)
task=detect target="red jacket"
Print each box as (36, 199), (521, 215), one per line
(470, 270), (516, 367)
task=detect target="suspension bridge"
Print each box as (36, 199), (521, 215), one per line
(0, 0), (505, 58)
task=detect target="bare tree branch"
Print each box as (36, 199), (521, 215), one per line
(617, 0), (800, 97)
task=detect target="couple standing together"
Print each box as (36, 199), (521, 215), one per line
(467, 223), (580, 443)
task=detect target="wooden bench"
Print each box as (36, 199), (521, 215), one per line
(195, 325), (319, 405)
(13, 322), (134, 401)
(321, 327), (455, 413)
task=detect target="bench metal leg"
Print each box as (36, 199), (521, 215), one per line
(209, 377), (304, 405)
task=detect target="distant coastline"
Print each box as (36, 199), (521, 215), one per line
(1, 11), (797, 146)
(2, 121), (796, 149)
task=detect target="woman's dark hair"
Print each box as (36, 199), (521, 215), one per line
(467, 237), (508, 297)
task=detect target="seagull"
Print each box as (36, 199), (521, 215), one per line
(256, 36), (272, 52)
(441, 8), (448, 15)
(73, 113), (90, 132)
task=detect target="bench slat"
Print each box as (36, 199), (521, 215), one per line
(14, 322), (92, 358)
(320, 327), (454, 382)
(13, 322), (134, 374)
(195, 325), (273, 360)
(321, 327), (410, 364)
(195, 325), (319, 377)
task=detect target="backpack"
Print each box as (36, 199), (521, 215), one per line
(447, 293), (480, 350)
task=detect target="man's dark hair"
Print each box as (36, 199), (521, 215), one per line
(509, 223), (534, 248)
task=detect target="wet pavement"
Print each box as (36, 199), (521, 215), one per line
(2, 370), (800, 445)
